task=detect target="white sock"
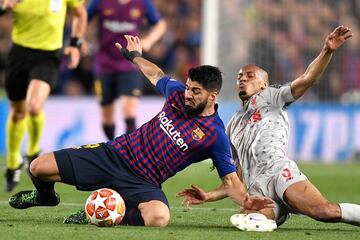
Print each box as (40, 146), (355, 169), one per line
(339, 203), (360, 226)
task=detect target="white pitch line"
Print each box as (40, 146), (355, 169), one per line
(0, 200), (238, 211)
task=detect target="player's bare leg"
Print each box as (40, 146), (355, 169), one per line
(138, 200), (170, 227)
(120, 95), (138, 134)
(5, 79), (50, 192)
(26, 79), (50, 116)
(25, 79), (51, 162)
(29, 152), (61, 182)
(101, 103), (116, 140)
(9, 152), (60, 209)
(284, 180), (340, 221)
(284, 180), (360, 226)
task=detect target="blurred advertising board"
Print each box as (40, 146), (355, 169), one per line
(0, 98), (359, 162)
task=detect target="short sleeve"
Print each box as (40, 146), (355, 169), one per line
(263, 84), (295, 108)
(86, 0), (99, 20)
(144, 0), (162, 25)
(156, 76), (185, 98)
(67, 0), (84, 8)
(210, 132), (236, 178)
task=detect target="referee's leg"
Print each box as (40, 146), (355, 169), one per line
(25, 79), (51, 159)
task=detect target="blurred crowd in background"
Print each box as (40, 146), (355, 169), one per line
(1, 0), (360, 102)
(219, 0), (360, 102)
(0, 0), (202, 97)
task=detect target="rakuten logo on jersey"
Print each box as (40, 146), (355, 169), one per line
(158, 111), (188, 151)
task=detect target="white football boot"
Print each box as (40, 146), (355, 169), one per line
(230, 213), (277, 232)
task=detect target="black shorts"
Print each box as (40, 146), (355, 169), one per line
(5, 44), (61, 101)
(94, 71), (143, 106)
(54, 143), (169, 208)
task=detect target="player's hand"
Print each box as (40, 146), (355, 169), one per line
(64, 46), (80, 69)
(115, 35), (142, 55)
(325, 25), (352, 52)
(176, 184), (207, 208)
(242, 193), (275, 211)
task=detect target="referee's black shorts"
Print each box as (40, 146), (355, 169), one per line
(54, 143), (169, 209)
(5, 44), (61, 101)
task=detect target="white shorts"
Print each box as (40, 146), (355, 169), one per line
(247, 159), (308, 226)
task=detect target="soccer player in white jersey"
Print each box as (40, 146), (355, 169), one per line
(177, 25), (360, 229)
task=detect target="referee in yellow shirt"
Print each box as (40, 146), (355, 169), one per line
(0, 0), (87, 192)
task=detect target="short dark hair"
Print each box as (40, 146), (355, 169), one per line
(188, 65), (222, 93)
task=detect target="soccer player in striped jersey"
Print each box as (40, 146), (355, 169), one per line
(9, 35), (274, 227)
(177, 26), (360, 230)
(86, 0), (166, 139)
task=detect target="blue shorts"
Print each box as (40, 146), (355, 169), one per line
(94, 71), (143, 106)
(54, 143), (169, 208)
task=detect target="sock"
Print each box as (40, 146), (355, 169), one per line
(6, 116), (27, 169)
(119, 207), (145, 226)
(27, 111), (45, 156)
(339, 203), (360, 226)
(125, 118), (136, 134)
(29, 170), (56, 202)
(102, 123), (115, 140)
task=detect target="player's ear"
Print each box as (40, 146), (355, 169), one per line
(209, 91), (218, 101)
(261, 80), (268, 90)
(264, 80), (269, 88)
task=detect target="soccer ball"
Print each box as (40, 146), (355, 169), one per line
(85, 188), (126, 227)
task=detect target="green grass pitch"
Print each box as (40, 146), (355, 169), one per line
(0, 159), (359, 240)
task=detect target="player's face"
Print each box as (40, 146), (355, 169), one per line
(237, 66), (267, 101)
(184, 79), (210, 115)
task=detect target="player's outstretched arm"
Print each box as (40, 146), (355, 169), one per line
(176, 184), (227, 208)
(177, 173), (274, 211)
(221, 172), (274, 210)
(115, 35), (165, 86)
(290, 25), (352, 99)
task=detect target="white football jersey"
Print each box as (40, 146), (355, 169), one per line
(226, 85), (295, 189)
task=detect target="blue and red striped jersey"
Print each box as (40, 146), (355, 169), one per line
(87, 0), (162, 74)
(107, 76), (236, 186)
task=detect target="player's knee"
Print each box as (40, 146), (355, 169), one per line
(141, 201), (170, 227)
(29, 157), (47, 179)
(27, 104), (42, 116)
(29, 158), (41, 177)
(10, 110), (26, 122)
(145, 210), (170, 227)
(26, 98), (44, 116)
